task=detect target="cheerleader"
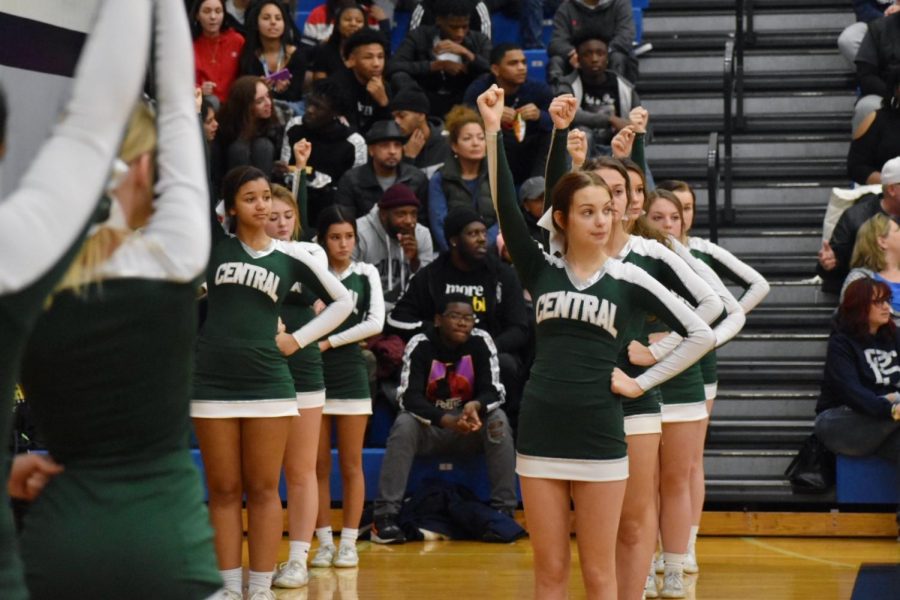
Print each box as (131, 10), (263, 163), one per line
(548, 112), (723, 600)
(479, 85), (714, 600)
(311, 204), (385, 569)
(191, 162), (352, 599)
(262, 146), (330, 588)
(0, 2), (152, 597)
(14, 2), (226, 597)
(655, 179), (770, 577)
(639, 188), (747, 598)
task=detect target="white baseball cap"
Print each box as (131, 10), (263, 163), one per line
(882, 156), (900, 186)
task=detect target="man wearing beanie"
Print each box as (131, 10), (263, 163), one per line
(818, 156), (900, 293)
(335, 120), (430, 221)
(391, 89), (451, 178)
(387, 206), (529, 424)
(356, 183), (436, 310)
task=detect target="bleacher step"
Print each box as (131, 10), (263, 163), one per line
(640, 49), (848, 75)
(713, 388), (820, 419)
(647, 135), (848, 161)
(716, 358), (823, 383)
(643, 91), (855, 117)
(718, 332), (828, 359)
(643, 29), (842, 52)
(704, 449), (797, 478)
(714, 230), (822, 254)
(643, 10), (853, 35)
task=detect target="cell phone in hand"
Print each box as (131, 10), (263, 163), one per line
(266, 68), (291, 82)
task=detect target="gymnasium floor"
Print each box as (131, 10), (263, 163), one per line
(267, 535), (900, 599)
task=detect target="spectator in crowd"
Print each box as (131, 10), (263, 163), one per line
(842, 214), (900, 324)
(335, 120), (430, 218)
(326, 29), (392, 135)
(225, 0), (251, 29)
(201, 95), (220, 144)
(818, 157), (900, 293)
(216, 75), (284, 179)
(518, 176), (546, 243)
(302, 0), (386, 48)
(239, 0), (307, 117)
(853, 12), (900, 131)
(281, 78), (368, 226)
(311, 4), (367, 80)
(849, 70), (900, 184)
(429, 105), (495, 252)
(355, 183), (436, 308)
(387, 206), (530, 418)
(548, 0), (637, 84)
(191, 0), (245, 105)
(839, 1), (899, 65)
(388, 0), (492, 120)
(391, 88), (452, 178)
(464, 42), (553, 187)
(409, 0), (492, 38)
(371, 294), (516, 544)
(553, 31), (638, 158)
(815, 277), (900, 527)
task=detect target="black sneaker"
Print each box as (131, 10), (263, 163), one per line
(372, 514), (406, 544)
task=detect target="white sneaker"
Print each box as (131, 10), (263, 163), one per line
(644, 572), (659, 598)
(218, 590), (243, 600)
(659, 570), (686, 599)
(248, 590), (276, 600)
(684, 547), (699, 574)
(654, 553), (665, 573)
(310, 544), (336, 568)
(332, 544), (359, 568)
(273, 559), (309, 588)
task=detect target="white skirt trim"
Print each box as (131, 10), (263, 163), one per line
(661, 400), (709, 423)
(624, 413), (663, 436)
(704, 382), (718, 401)
(516, 452), (629, 482)
(323, 398), (372, 415)
(190, 398), (298, 418)
(297, 390), (326, 410)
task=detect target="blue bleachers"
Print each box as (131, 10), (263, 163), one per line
(836, 455), (899, 504)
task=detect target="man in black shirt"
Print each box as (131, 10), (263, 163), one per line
(326, 28), (392, 135)
(386, 206), (529, 420)
(280, 78), (367, 227)
(371, 294), (516, 544)
(854, 12), (900, 131)
(390, 88), (452, 179)
(552, 31), (639, 157)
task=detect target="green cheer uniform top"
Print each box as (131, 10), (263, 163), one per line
(192, 236), (353, 418)
(17, 5), (222, 597)
(322, 260), (385, 415)
(687, 236), (771, 392)
(282, 241), (329, 408)
(540, 128), (723, 435)
(0, 3), (154, 598)
(488, 131), (715, 481)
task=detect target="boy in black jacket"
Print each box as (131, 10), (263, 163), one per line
(372, 295), (517, 544)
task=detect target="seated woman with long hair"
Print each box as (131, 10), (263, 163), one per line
(842, 213), (900, 325)
(815, 277), (900, 529)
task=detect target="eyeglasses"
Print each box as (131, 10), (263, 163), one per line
(442, 312), (476, 323)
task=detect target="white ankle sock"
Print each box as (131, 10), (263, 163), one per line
(688, 526), (699, 552)
(220, 567), (243, 594)
(663, 552), (685, 574)
(316, 526), (334, 547)
(340, 527), (359, 547)
(289, 540), (311, 563)
(247, 570), (273, 595)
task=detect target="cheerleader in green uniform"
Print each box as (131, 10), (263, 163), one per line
(655, 179), (770, 578)
(14, 3), (224, 597)
(639, 188), (747, 597)
(0, 4), (152, 597)
(192, 164), (352, 598)
(263, 146), (328, 588)
(479, 85), (715, 600)
(549, 112), (723, 600)
(311, 205), (385, 570)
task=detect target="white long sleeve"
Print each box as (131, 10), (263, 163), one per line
(688, 236), (770, 314)
(278, 241), (353, 348)
(327, 262), (385, 348)
(0, 0), (152, 293)
(102, 0), (210, 281)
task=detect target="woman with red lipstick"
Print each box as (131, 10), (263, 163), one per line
(310, 205), (385, 570)
(479, 85), (714, 600)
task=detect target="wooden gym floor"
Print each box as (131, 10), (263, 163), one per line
(259, 534), (900, 599)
